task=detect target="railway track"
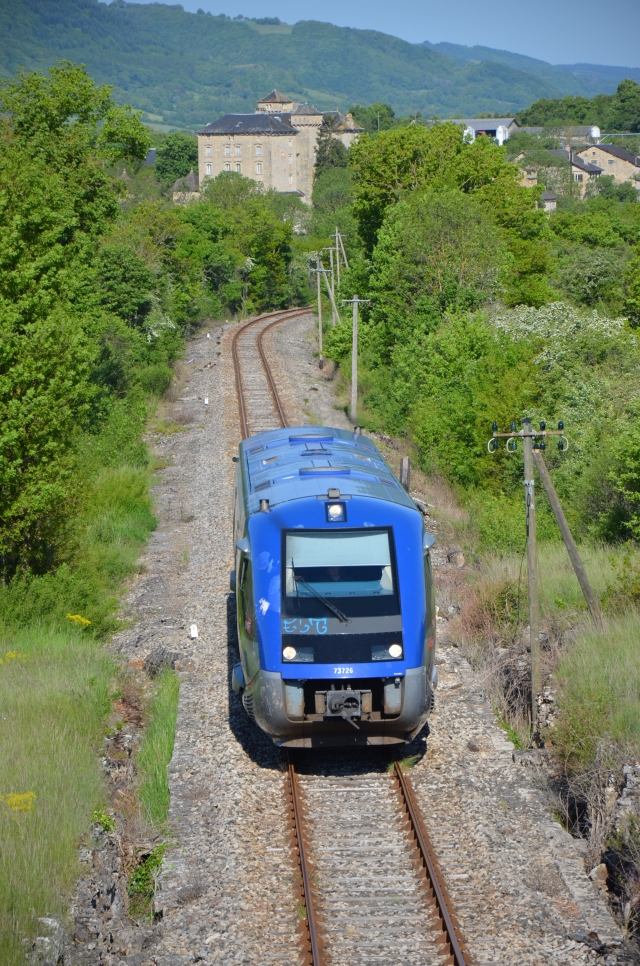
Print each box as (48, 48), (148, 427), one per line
(231, 307), (471, 966)
(232, 306), (312, 439)
(286, 758), (471, 966)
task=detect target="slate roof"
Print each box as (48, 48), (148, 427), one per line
(172, 169), (199, 192)
(548, 149), (602, 174)
(582, 143), (640, 166)
(292, 102), (322, 116)
(258, 89), (292, 104)
(198, 114), (296, 136)
(541, 190), (557, 200)
(462, 117), (518, 129)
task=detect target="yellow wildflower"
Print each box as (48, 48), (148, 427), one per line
(66, 614), (91, 627)
(0, 652), (27, 665)
(0, 792), (36, 813)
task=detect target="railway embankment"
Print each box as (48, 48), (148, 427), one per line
(65, 310), (636, 966)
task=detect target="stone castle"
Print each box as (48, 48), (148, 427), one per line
(196, 90), (363, 203)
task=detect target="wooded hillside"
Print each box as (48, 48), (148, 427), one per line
(0, 0), (636, 129)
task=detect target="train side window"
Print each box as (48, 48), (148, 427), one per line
(240, 559), (257, 641)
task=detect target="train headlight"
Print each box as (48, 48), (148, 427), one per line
(283, 646), (297, 660)
(388, 643), (403, 659)
(325, 502), (346, 523)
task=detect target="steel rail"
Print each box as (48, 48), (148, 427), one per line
(394, 760), (472, 966)
(286, 756), (324, 966)
(231, 307), (311, 440)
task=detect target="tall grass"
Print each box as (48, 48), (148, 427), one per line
(137, 669), (180, 827)
(0, 451), (157, 962)
(554, 612), (640, 769)
(0, 625), (114, 964)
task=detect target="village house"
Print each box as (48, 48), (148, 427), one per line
(456, 117), (520, 144)
(515, 148), (603, 198)
(576, 143), (640, 189)
(548, 149), (603, 196)
(172, 168), (200, 204)
(197, 90), (363, 203)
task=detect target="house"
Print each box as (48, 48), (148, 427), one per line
(520, 166), (538, 187)
(454, 117), (520, 144)
(172, 169), (200, 203)
(323, 110), (364, 149)
(547, 149), (603, 196)
(540, 190), (557, 212)
(197, 91), (361, 203)
(576, 143), (640, 188)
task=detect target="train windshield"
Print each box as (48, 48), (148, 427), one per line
(283, 529), (399, 618)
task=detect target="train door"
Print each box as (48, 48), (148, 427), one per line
(423, 543), (436, 686)
(238, 556), (260, 685)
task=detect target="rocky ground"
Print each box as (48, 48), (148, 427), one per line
(61, 313), (635, 966)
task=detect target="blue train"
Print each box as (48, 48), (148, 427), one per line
(230, 426), (437, 747)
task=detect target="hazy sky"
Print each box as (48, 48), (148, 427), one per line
(127, 0), (640, 68)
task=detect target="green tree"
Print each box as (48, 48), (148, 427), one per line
(364, 189), (507, 365)
(624, 247), (640, 325)
(315, 122), (348, 176)
(155, 132), (198, 188)
(0, 63), (150, 574)
(349, 122), (538, 252)
(96, 245), (156, 325)
(349, 102), (397, 134)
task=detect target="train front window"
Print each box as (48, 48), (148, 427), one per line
(283, 529), (399, 618)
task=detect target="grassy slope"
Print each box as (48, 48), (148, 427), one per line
(0, 0), (616, 127)
(0, 440), (160, 961)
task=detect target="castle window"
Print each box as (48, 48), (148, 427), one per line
(235, 145), (241, 156)
(224, 145), (230, 156)
(225, 163), (231, 171)
(256, 163), (263, 174)
(236, 163), (242, 173)
(288, 155), (292, 164)
(206, 163), (212, 176)
(256, 145), (262, 156)
(205, 145), (212, 156)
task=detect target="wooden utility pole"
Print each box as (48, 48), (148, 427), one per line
(489, 418), (573, 736)
(339, 232), (349, 270)
(315, 257), (323, 369)
(319, 257), (339, 326)
(400, 457), (410, 492)
(533, 449), (604, 628)
(522, 418), (541, 730)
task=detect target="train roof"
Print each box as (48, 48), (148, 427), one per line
(239, 426), (417, 515)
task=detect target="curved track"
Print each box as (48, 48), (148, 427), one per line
(232, 306), (311, 439)
(231, 308), (471, 966)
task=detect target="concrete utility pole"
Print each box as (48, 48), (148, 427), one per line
(522, 418), (541, 731)
(341, 295), (370, 424)
(335, 227), (341, 286)
(329, 247), (335, 301)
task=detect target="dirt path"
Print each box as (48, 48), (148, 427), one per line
(71, 313), (628, 966)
